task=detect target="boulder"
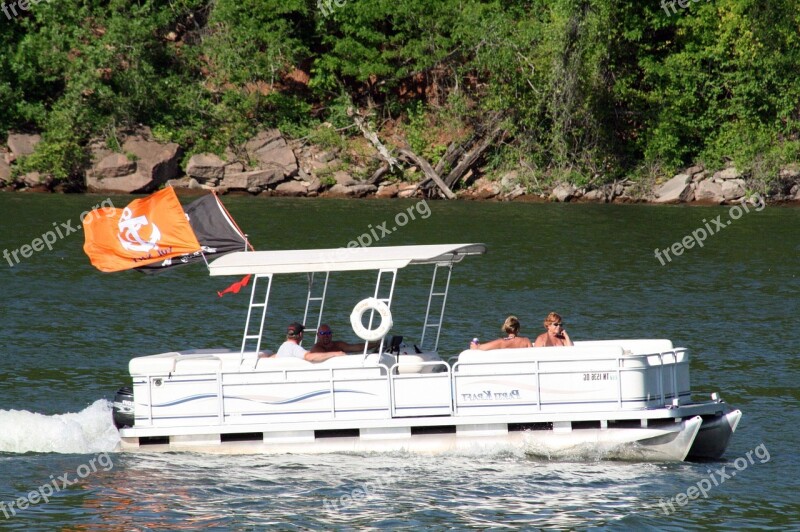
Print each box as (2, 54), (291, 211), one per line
(503, 185), (526, 201)
(89, 153), (137, 179)
(20, 171), (53, 188)
(550, 183), (576, 202)
(245, 129), (284, 155)
(583, 188), (606, 202)
(88, 134), (183, 193)
(685, 165), (704, 176)
(248, 129), (298, 177)
(397, 183), (418, 198)
(713, 167), (741, 180)
(654, 173), (691, 203)
(221, 168), (284, 191)
(224, 162), (246, 175)
(471, 178), (501, 200)
(186, 153), (226, 180)
(0, 158), (10, 183)
(695, 179), (724, 203)
(721, 179), (746, 201)
(303, 175), (322, 194)
(274, 180), (308, 196)
(326, 183), (377, 198)
(333, 170), (356, 186)
(6, 133), (41, 163)
(122, 136), (181, 185)
(376, 183), (400, 198)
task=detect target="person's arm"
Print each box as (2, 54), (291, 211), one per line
(335, 340), (378, 353)
(304, 350), (346, 362)
(520, 337), (533, 348)
(560, 329), (573, 346)
(472, 338), (506, 351)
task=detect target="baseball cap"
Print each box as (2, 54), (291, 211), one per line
(287, 322), (305, 337)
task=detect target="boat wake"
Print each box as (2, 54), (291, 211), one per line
(0, 399), (120, 454)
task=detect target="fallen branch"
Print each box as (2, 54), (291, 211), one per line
(351, 110), (398, 170)
(444, 125), (505, 189)
(397, 148), (456, 200)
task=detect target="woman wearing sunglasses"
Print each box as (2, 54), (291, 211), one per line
(534, 312), (574, 347)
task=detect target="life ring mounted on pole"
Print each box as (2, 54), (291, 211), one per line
(350, 298), (393, 341)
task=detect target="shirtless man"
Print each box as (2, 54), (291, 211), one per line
(309, 324), (378, 354)
(534, 312), (574, 347)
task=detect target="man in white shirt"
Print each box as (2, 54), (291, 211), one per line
(276, 322), (347, 362)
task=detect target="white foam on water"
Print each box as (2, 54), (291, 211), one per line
(0, 399), (120, 454)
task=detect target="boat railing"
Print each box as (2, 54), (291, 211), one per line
(451, 348), (690, 413)
(389, 360), (452, 417)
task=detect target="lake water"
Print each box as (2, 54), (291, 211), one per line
(0, 192), (797, 529)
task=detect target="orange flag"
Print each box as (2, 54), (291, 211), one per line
(83, 187), (201, 272)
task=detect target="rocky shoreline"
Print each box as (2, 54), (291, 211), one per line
(2, 129), (799, 204)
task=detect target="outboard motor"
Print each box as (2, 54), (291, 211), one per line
(112, 386), (134, 429)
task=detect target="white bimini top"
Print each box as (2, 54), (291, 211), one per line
(208, 243), (486, 276)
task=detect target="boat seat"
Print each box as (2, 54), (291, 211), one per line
(255, 357), (313, 370)
(129, 352), (180, 375)
(573, 339), (674, 355)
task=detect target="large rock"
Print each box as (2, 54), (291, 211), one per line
(333, 170), (356, 186)
(713, 167), (741, 180)
(550, 183), (576, 202)
(326, 183), (377, 198)
(86, 134), (181, 193)
(245, 129), (284, 155)
(247, 130), (298, 177)
(397, 183), (418, 198)
(89, 153), (137, 179)
(695, 180), (724, 203)
(0, 158), (10, 183)
(274, 180), (308, 196)
(721, 179), (746, 201)
(6, 133), (41, 163)
(583, 188), (607, 202)
(186, 153), (226, 180)
(221, 168), (284, 191)
(654, 174), (692, 203)
(122, 136), (181, 184)
(376, 183), (400, 198)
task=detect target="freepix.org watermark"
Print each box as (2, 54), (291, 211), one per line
(657, 443), (770, 516)
(344, 198), (431, 249)
(1, 452), (114, 519)
(1, 0), (53, 20)
(2, 198), (115, 267)
(660, 0), (711, 17)
(653, 193), (764, 266)
(317, 0), (346, 17)
(323, 476), (390, 513)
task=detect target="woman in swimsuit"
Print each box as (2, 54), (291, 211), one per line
(534, 312), (574, 347)
(469, 315), (532, 350)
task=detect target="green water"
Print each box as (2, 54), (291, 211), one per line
(0, 192), (797, 529)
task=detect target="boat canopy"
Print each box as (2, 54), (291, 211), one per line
(208, 243), (486, 276)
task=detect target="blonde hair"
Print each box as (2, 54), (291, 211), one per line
(543, 312), (563, 328)
(502, 316), (521, 335)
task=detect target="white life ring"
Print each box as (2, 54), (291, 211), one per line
(350, 298), (393, 341)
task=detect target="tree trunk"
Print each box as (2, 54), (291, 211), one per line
(397, 148), (456, 199)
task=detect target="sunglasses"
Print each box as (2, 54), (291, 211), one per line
(550, 323), (563, 327)
(318, 331), (332, 336)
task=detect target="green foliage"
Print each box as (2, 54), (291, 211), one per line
(0, 0), (798, 189)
